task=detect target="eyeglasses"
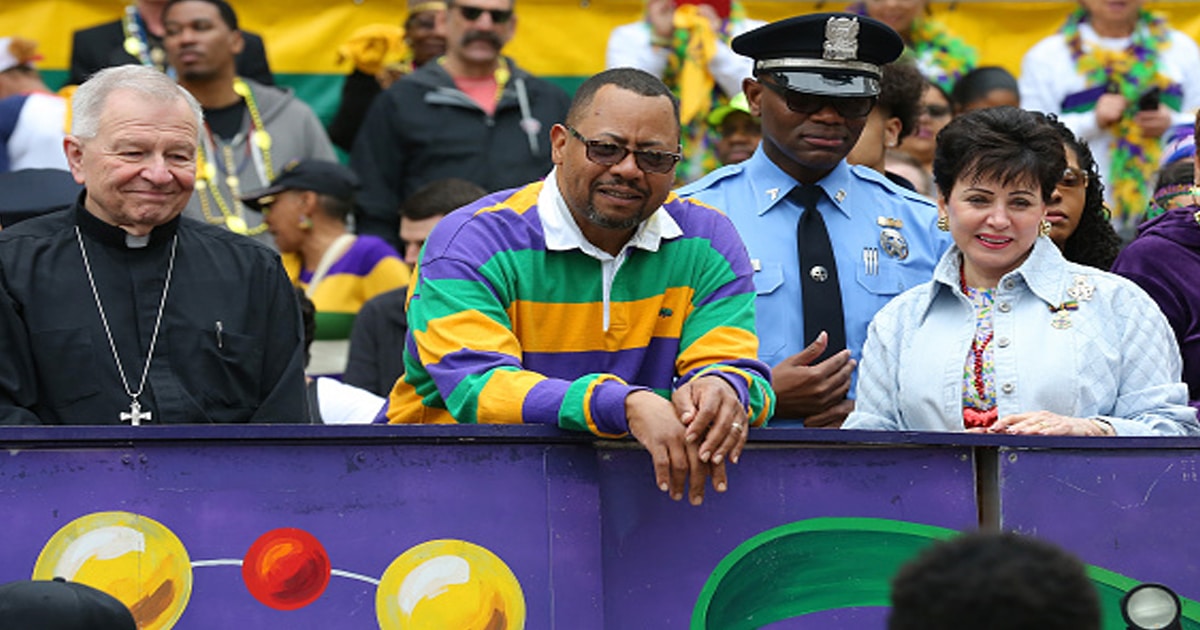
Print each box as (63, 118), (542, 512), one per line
(453, 4), (514, 24)
(565, 125), (681, 174)
(758, 79), (876, 119)
(920, 104), (953, 119)
(1059, 166), (1089, 188)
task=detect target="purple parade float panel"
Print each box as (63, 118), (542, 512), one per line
(2, 425), (1198, 629)
(998, 445), (1200, 602)
(0, 425), (603, 629)
(597, 440), (977, 629)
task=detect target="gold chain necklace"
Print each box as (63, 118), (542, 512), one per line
(196, 78), (273, 235)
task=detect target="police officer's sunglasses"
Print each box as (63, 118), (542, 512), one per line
(758, 79), (876, 119)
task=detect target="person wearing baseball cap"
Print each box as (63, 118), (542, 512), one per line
(677, 12), (951, 427)
(242, 159), (410, 380)
(0, 578), (137, 630)
(0, 36), (70, 173)
(706, 93), (761, 166)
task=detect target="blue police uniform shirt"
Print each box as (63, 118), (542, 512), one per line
(676, 147), (951, 421)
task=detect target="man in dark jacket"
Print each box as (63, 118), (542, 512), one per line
(68, 0), (273, 86)
(349, 0), (570, 250)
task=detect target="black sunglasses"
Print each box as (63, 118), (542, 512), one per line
(565, 126), (681, 174)
(758, 79), (875, 119)
(453, 4), (514, 24)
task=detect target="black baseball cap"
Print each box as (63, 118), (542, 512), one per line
(0, 578), (137, 630)
(732, 12), (904, 98)
(241, 158), (360, 211)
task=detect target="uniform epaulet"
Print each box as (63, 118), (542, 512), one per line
(848, 163), (935, 208)
(674, 163), (746, 196)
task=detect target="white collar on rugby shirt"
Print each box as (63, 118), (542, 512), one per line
(539, 166), (682, 260)
(538, 167), (683, 331)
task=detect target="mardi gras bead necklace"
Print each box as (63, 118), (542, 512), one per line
(196, 78), (273, 235)
(660, 1), (748, 182)
(1063, 8), (1172, 222)
(121, 4), (169, 74)
(907, 16), (977, 93)
(960, 272), (997, 428)
(845, 3), (976, 94)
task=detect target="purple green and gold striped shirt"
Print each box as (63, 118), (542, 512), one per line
(384, 177), (774, 435)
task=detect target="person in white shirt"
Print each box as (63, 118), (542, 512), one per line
(1018, 0), (1200, 236)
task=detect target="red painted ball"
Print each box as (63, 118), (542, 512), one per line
(242, 528), (331, 610)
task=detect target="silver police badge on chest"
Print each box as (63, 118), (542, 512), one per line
(877, 217), (908, 260)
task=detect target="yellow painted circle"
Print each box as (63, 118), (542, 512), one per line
(34, 511), (192, 630)
(376, 539), (525, 630)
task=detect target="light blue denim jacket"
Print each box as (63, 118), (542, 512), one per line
(844, 237), (1200, 436)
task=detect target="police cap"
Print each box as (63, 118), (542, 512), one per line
(732, 12), (904, 98)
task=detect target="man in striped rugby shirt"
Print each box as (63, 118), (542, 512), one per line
(383, 67), (774, 506)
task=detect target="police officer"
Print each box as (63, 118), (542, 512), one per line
(677, 13), (951, 427)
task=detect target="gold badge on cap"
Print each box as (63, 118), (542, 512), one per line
(824, 17), (860, 61)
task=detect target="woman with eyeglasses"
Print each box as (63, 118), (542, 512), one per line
(843, 106), (1198, 436)
(1035, 113), (1123, 270)
(1112, 110), (1200, 415)
(898, 79), (953, 192)
(847, 0), (976, 93)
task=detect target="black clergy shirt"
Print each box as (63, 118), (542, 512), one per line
(0, 202), (307, 424)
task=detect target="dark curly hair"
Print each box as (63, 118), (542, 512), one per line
(933, 106), (1064, 203)
(879, 60), (926, 143)
(888, 532), (1101, 630)
(1033, 113), (1124, 270)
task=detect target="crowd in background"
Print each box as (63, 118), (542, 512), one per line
(1, 8), (1199, 625)
(0, 0), (1198, 438)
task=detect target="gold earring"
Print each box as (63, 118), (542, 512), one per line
(936, 215), (949, 231)
(1039, 219), (1052, 237)
(299, 216), (313, 230)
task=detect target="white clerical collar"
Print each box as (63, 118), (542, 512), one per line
(539, 167), (682, 261)
(125, 233), (151, 248)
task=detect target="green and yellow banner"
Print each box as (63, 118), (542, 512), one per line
(11, 0), (1200, 123)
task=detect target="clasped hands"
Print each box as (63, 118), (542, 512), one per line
(625, 374), (749, 506)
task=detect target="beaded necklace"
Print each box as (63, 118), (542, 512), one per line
(195, 78), (273, 236)
(960, 270), (997, 429)
(906, 16), (977, 93)
(121, 4), (170, 75)
(845, 4), (976, 94)
(1062, 8), (1172, 222)
(660, 1), (747, 183)
(436, 56), (511, 108)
